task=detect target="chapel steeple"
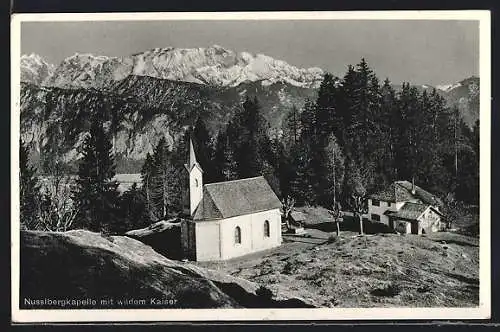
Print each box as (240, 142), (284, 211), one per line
(184, 138), (204, 216)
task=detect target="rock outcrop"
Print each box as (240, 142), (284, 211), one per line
(20, 230), (315, 309)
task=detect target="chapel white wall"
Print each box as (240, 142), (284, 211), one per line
(218, 208), (282, 260)
(195, 220), (221, 261)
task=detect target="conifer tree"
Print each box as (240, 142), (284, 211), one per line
(214, 122), (239, 181)
(233, 96), (271, 178)
(193, 117), (217, 183)
(282, 105), (301, 153)
(289, 141), (315, 205)
(118, 182), (150, 233)
(141, 152), (155, 218)
(72, 115), (120, 233)
(149, 137), (178, 220)
(315, 73), (339, 140)
(324, 134), (345, 206)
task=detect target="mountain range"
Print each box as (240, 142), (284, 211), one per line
(19, 46), (480, 173)
(22, 45), (324, 89)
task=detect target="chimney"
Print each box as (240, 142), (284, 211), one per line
(411, 177), (416, 195)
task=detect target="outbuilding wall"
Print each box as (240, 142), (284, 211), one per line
(418, 208), (442, 234)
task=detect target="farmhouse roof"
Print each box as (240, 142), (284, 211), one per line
(193, 176), (282, 221)
(369, 180), (442, 206)
(386, 202), (443, 221)
(290, 211), (307, 222)
(387, 202), (430, 221)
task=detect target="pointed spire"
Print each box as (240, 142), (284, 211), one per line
(189, 138), (197, 169)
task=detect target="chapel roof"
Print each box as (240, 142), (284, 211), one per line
(193, 176), (282, 221)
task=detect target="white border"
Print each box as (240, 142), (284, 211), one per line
(10, 10), (491, 323)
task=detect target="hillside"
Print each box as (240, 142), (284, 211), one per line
(20, 75), (316, 173)
(20, 230), (314, 309)
(198, 224), (479, 308)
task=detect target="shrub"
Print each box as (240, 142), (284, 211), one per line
(282, 261), (298, 275)
(370, 283), (401, 297)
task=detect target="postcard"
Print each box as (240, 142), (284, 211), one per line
(10, 10), (491, 322)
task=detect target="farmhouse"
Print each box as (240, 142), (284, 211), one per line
(180, 140), (282, 261)
(367, 180), (445, 235)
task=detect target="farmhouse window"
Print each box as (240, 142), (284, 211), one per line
(372, 199), (380, 206)
(371, 214), (381, 222)
(264, 220), (270, 237)
(234, 226), (241, 244)
(194, 179), (198, 187)
(388, 202), (391, 207)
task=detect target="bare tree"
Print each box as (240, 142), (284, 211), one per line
(349, 191), (368, 235)
(38, 155), (79, 232)
(345, 160), (368, 235)
(281, 195), (295, 230)
(328, 201), (343, 236)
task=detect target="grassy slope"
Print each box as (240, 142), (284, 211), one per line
(197, 208), (479, 308)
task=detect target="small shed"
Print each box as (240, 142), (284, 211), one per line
(286, 211), (307, 235)
(290, 211), (307, 225)
(386, 202), (444, 235)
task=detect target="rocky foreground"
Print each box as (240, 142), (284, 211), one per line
(20, 230), (314, 309)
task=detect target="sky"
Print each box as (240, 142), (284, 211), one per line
(20, 20), (479, 86)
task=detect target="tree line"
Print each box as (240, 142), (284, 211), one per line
(19, 58), (479, 233)
(291, 60), (478, 207)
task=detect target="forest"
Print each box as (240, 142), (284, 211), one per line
(20, 59), (479, 234)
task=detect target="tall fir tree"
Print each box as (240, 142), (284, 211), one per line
(148, 137), (183, 220)
(72, 114), (120, 233)
(231, 96), (273, 179)
(192, 117), (217, 183)
(214, 121), (239, 182)
(117, 182), (150, 233)
(140, 152), (156, 220)
(379, 78), (399, 183)
(282, 105), (301, 153)
(289, 141), (315, 205)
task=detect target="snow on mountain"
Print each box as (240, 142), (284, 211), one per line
(44, 53), (135, 89)
(436, 82), (462, 93)
(28, 45), (324, 89)
(20, 54), (55, 85)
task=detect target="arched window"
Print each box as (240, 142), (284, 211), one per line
(264, 220), (270, 237)
(234, 226), (241, 244)
(194, 178), (198, 187)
